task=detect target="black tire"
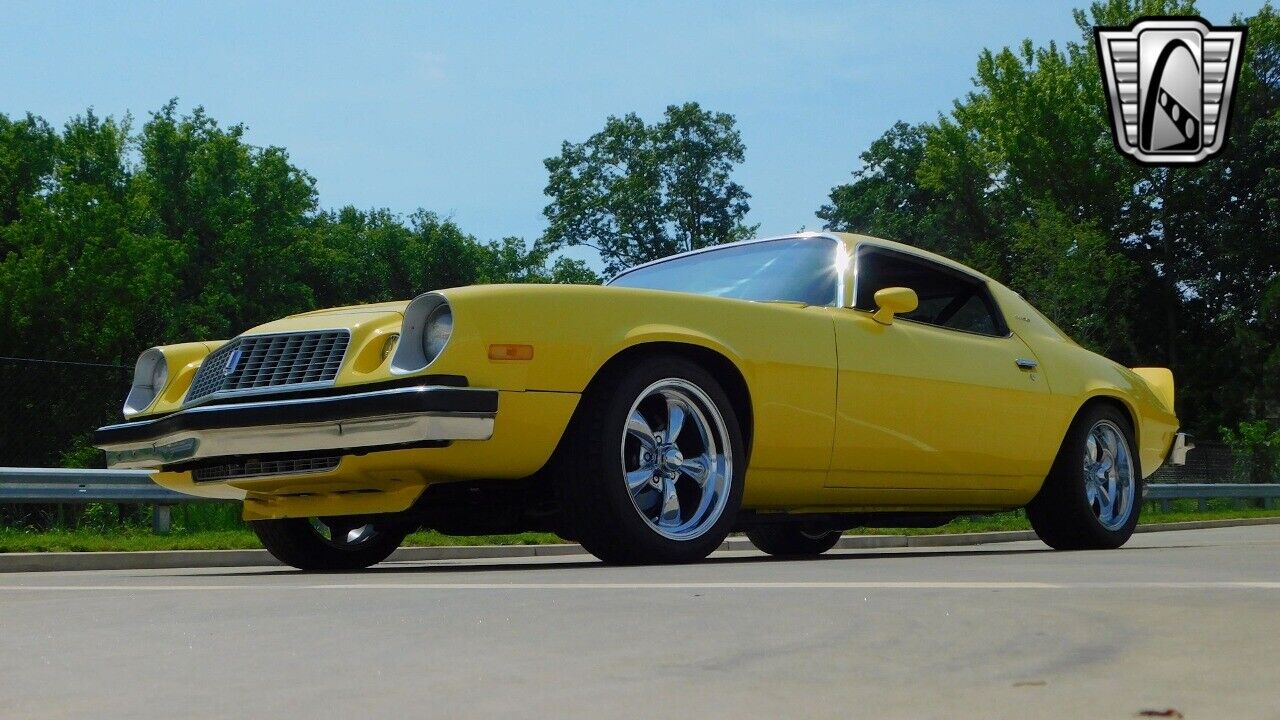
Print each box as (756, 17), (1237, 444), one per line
(746, 525), (841, 557)
(551, 354), (746, 565)
(1027, 404), (1142, 550)
(250, 516), (406, 571)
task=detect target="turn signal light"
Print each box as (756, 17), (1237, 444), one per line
(488, 344), (534, 361)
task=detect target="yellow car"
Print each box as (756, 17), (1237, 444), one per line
(95, 232), (1190, 569)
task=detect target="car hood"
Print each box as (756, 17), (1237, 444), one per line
(244, 302), (409, 336)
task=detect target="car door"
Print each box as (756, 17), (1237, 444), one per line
(825, 244), (1052, 492)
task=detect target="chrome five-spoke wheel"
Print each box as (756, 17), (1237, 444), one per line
(1082, 419), (1135, 531)
(1027, 404), (1142, 550)
(552, 355), (745, 565)
(622, 379), (733, 541)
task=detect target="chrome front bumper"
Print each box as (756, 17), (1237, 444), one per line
(94, 384), (497, 470)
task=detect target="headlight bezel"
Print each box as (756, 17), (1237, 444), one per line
(123, 348), (170, 416)
(390, 292), (454, 375)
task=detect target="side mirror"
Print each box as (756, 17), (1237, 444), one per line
(871, 287), (918, 325)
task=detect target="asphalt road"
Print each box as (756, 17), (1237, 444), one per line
(2, 525), (1278, 720)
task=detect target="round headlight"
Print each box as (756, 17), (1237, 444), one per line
(123, 348), (169, 416)
(422, 305), (453, 363)
(148, 354), (168, 391)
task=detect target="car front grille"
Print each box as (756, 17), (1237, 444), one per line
(191, 455), (342, 483)
(185, 330), (350, 405)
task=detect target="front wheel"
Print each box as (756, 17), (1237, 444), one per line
(746, 525), (842, 557)
(553, 355), (745, 565)
(250, 516), (406, 571)
(1027, 405), (1142, 550)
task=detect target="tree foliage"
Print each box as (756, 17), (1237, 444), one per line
(541, 102), (757, 276)
(0, 102), (598, 467)
(819, 0), (1280, 435)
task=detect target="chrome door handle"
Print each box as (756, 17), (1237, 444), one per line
(1015, 358), (1038, 370)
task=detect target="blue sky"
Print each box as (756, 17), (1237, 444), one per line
(0, 0), (1249, 266)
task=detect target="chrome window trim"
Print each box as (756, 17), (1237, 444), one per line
(181, 327), (352, 409)
(605, 232), (848, 308)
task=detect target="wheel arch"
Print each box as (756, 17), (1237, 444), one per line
(1078, 392), (1139, 444)
(1035, 392), (1141, 497)
(581, 341), (755, 459)
(1041, 393), (1141, 479)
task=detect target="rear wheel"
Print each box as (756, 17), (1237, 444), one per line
(552, 355), (745, 565)
(250, 516), (406, 571)
(746, 525), (841, 557)
(1027, 404), (1141, 550)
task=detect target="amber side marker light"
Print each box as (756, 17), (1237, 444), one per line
(488, 344), (534, 361)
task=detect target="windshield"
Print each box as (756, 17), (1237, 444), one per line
(608, 237), (842, 306)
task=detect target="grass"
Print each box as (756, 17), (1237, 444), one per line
(0, 499), (1275, 553)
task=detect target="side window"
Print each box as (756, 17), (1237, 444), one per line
(854, 247), (1006, 337)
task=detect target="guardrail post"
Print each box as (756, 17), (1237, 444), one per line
(152, 505), (172, 535)
(1157, 499), (1171, 513)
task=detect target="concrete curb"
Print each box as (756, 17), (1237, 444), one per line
(3, 516), (1279, 573)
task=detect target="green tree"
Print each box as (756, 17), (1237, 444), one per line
(546, 256), (602, 285)
(1220, 420), (1280, 482)
(0, 101), (594, 469)
(0, 113), (56, 231)
(541, 102), (756, 275)
(0, 110), (182, 469)
(137, 101), (319, 338)
(819, 0), (1280, 435)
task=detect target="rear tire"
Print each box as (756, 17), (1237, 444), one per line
(250, 516), (406, 571)
(1027, 404), (1142, 550)
(552, 355), (745, 565)
(746, 525), (841, 557)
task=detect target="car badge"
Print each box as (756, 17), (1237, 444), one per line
(223, 346), (243, 377)
(1095, 16), (1246, 165)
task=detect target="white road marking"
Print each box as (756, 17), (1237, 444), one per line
(1, 581), (1279, 591)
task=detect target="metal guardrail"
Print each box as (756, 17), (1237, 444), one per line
(2, 468), (1278, 534)
(1145, 483), (1280, 511)
(0, 467), (224, 533)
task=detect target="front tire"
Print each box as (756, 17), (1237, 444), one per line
(250, 516), (406, 571)
(552, 355), (745, 565)
(746, 525), (842, 557)
(1027, 405), (1142, 550)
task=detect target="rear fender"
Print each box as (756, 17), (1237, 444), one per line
(1130, 367), (1175, 414)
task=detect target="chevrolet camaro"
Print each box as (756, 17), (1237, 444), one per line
(95, 233), (1191, 569)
